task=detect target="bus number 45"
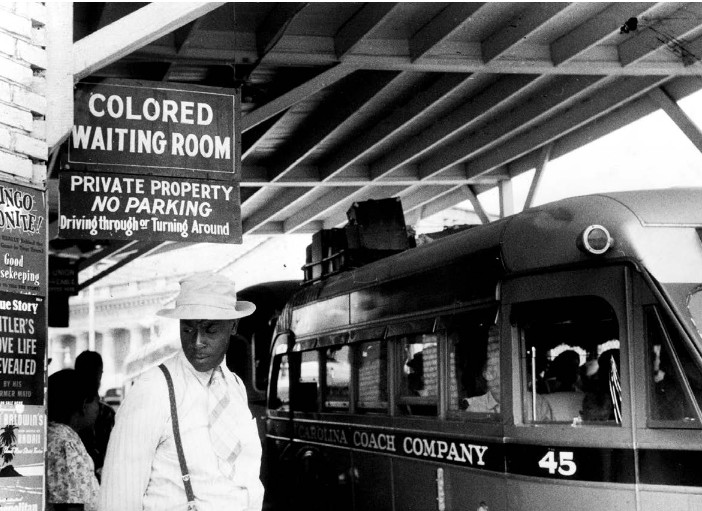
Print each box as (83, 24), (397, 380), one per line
(538, 450), (577, 476)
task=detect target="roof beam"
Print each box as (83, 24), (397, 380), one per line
(392, 76), (670, 219)
(465, 76), (669, 178)
(649, 86), (702, 153)
(317, 73), (487, 181)
(370, 74), (542, 180)
(123, 37), (702, 76)
(257, 3), (308, 56)
(162, 18), (205, 82)
(482, 3), (569, 63)
(410, 3), (485, 61)
(523, 143), (552, 209)
(412, 188), (480, 226)
(241, 111), (288, 161)
(242, 71), (416, 210)
(400, 76), (698, 221)
(283, 187), (360, 232)
(335, 3), (401, 57)
(244, 3), (308, 83)
(266, 71), (407, 181)
(618, 3), (702, 66)
(242, 64), (358, 131)
(398, 185), (457, 214)
(551, 3), (656, 65)
(499, 83), (695, 181)
(73, 2), (225, 81)
(239, 167), (505, 187)
(490, 75), (702, 181)
(417, 75), (604, 179)
(78, 242), (163, 291)
(242, 188), (311, 234)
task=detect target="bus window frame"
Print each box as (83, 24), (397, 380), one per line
(632, 270), (702, 449)
(394, 329), (442, 417)
(321, 343), (352, 411)
(643, 305), (702, 428)
(354, 338), (390, 413)
(444, 306), (502, 422)
(502, 264), (633, 447)
(268, 352), (291, 413)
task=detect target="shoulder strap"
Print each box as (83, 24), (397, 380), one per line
(158, 364), (197, 509)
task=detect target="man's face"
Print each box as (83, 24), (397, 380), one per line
(180, 319), (236, 372)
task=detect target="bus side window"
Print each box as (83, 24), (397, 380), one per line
(293, 350), (320, 412)
(449, 324), (500, 415)
(397, 332), (439, 416)
(513, 296), (622, 425)
(270, 354), (290, 411)
(323, 345), (351, 409)
(356, 341), (388, 411)
(645, 306), (701, 425)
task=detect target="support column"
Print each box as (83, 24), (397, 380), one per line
(498, 179), (515, 218)
(524, 143), (552, 210)
(112, 328), (130, 385)
(460, 185), (490, 224)
(76, 330), (89, 355)
(128, 326), (145, 356)
(99, 330), (117, 389)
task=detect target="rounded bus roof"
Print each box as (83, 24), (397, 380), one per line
(297, 188), (702, 303)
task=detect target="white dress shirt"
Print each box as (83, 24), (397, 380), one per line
(99, 351), (263, 511)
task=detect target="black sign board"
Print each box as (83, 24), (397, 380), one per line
(0, 184), (46, 296)
(69, 80), (239, 175)
(49, 256), (78, 295)
(0, 292), (45, 405)
(58, 171), (242, 243)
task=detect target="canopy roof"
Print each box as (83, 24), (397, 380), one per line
(51, 2), (702, 288)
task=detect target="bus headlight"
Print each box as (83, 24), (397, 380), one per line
(577, 225), (613, 255)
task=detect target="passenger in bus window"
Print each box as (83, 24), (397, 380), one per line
(400, 335), (439, 401)
(463, 325), (501, 414)
(581, 348), (621, 422)
(406, 351), (425, 396)
(650, 343), (688, 420)
(540, 350), (584, 422)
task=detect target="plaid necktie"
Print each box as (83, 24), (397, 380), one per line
(208, 368), (242, 478)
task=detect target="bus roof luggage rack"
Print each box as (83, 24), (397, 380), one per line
(303, 198), (413, 283)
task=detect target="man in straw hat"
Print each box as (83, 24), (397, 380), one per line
(99, 272), (264, 511)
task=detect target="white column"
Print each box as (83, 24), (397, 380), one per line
(498, 179), (515, 218)
(100, 329), (118, 389)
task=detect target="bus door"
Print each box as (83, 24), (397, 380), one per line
(631, 274), (702, 510)
(502, 265), (636, 511)
(267, 336), (355, 511)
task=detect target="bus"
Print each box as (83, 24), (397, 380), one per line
(264, 188), (702, 511)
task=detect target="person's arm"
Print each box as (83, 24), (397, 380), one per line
(99, 372), (168, 511)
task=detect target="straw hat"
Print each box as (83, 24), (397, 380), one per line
(156, 272), (255, 320)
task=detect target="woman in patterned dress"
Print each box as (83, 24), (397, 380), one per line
(46, 369), (100, 511)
